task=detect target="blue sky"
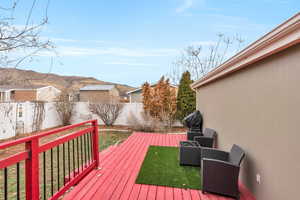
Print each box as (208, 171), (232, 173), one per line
(15, 0), (300, 87)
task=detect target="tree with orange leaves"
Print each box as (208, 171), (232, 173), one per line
(142, 76), (177, 128)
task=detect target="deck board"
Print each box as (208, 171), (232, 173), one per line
(63, 132), (255, 200)
(84, 134), (143, 200)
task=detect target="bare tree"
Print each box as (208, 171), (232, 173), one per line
(0, 103), (14, 134)
(55, 91), (75, 126)
(89, 102), (123, 126)
(168, 34), (245, 84)
(0, 0), (54, 67)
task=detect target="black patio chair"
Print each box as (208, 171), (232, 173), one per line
(179, 128), (216, 166)
(193, 128), (216, 148)
(201, 144), (245, 199)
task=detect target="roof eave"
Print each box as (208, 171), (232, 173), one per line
(127, 84), (177, 95)
(127, 88), (142, 95)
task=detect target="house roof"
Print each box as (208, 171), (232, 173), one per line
(191, 12), (300, 89)
(127, 83), (177, 95)
(80, 84), (115, 91)
(0, 85), (50, 92)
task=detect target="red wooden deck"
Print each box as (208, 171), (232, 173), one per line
(63, 133), (255, 200)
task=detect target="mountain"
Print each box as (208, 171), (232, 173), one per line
(0, 68), (136, 96)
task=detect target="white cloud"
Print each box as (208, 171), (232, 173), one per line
(176, 0), (195, 13)
(90, 40), (107, 44)
(103, 61), (156, 66)
(51, 38), (79, 43)
(175, 0), (206, 13)
(44, 37), (107, 44)
(262, 0), (289, 4)
(37, 46), (179, 57)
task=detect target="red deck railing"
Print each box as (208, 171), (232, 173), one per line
(0, 120), (100, 200)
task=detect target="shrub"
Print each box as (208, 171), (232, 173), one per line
(89, 102), (123, 126)
(54, 91), (75, 126)
(127, 111), (165, 132)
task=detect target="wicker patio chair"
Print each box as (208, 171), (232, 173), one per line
(201, 144), (245, 199)
(179, 128), (216, 166)
(193, 128), (216, 147)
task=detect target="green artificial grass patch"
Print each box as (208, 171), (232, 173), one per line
(136, 145), (201, 190)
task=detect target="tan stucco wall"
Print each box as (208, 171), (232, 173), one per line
(195, 44), (300, 199)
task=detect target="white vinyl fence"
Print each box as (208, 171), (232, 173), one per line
(0, 102), (144, 140)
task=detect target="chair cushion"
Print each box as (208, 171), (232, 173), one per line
(187, 131), (203, 140)
(229, 144), (245, 166)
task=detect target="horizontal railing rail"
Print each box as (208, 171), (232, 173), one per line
(0, 120), (99, 200)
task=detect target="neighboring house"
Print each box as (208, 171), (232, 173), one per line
(191, 13), (300, 200)
(127, 84), (177, 103)
(119, 95), (129, 103)
(79, 84), (120, 103)
(0, 85), (61, 102)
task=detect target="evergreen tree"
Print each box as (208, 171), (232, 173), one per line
(142, 82), (151, 113)
(176, 71), (196, 121)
